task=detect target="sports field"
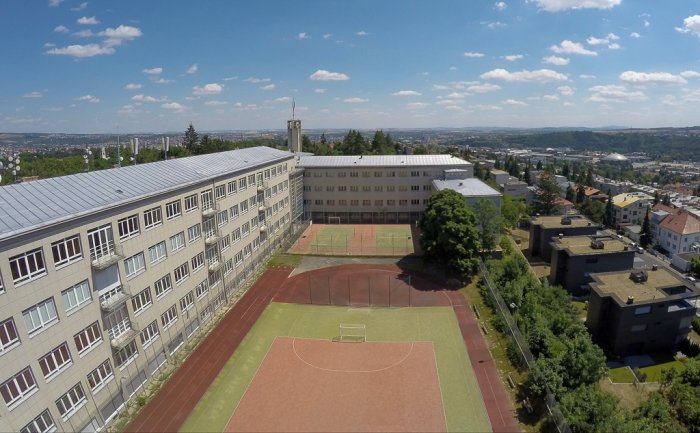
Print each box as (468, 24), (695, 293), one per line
(288, 224), (418, 256)
(180, 303), (491, 432)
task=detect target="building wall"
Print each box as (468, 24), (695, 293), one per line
(0, 156), (299, 432)
(549, 249), (635, 295)
(528, 224), (598, 262)
(658, 227), (700, 256)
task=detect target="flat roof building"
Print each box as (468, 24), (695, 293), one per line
(528, 215), (598, 262)
(432, 178), (501, 210)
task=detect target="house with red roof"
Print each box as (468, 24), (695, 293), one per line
(656, 207), (700, 256)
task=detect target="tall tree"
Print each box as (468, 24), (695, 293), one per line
(337, 130), (370, 155)
(301, 135), (313, 152)
(370, 130), (395, 155)
(653, 190), (660, 206)
(523, 163), (531, 184)
(662, 194), (672, 206)
(603, 195), (614, 228)
(533, 171), (560, 215)
(419, 190), (481, 275)
(640, 209), (652, 249)
(565, 185), (575, 203)
(576, 184), (586, 204)
(536, 160), (543, 170)
(472, 199), (503, 256)
(183, 123), (199, 154)
(562, 163), (570, 179)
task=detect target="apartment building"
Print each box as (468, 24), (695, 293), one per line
(586, 268), (698, 356)
(432, 178), (502, 209)
(611, 192), (652, 228)
(0, 147), (299, 432)
(654, 206), (700, 256)
(528, 215), (598, 263)
(548, 235), (635, 295)
(298, 154), (473, 224)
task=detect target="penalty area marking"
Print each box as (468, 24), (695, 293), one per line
(291, 338), (415, 374)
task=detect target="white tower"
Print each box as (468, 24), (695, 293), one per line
(287, 100), (302, 153)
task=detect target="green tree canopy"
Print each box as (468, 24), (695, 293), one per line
(534, 171), (560, 216)
(472, 198), (503, 255)
(183, 123), (199, 154)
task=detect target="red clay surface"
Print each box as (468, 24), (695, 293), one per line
(447, 292), (521, 433)
(124, 267), (293, 433)
(288, 224), (418, 256)
(275, 264), (453, 307)
(225, 337), (446, 433)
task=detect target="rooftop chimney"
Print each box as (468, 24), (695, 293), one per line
(626, 296), (634, 304)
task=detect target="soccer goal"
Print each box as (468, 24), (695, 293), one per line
(338, 323), (366, 342)
(327, 216), (341, 225)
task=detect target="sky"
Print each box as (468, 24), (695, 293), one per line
(2, 0), (700, 133)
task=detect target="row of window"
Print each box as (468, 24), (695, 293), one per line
(307, 199), (425, 206)
(306, 170), (439, 178)
(306, 185), (430, 192)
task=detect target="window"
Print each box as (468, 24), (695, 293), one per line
(411, 185), (419, 191)
(351, 200), (359, 206)
(87, 224), (114, 260)
(411, 199), (419, 205)
(161, 305), (178, 330)
(10, 248), (47, 285)
(51, 235), (82, 268)
(131, 288), (152, 315)
(87, 360), (113, 393)
(225, 258), (234, 275)
(411, 171), (420, 177)
(230, 204), (239, 219)
(184, 194), (198, 212)
(55, 383), (86, 420)
(154, 274), (173, 298)
(242, 222), (250, 236)
(363, 200), (371, 206)
(387, 200), (396, 206)
(148, 241), (167, 265)
(248, 174), (255, 185)
(174, 263), (189, 284)
(234, 251), (243, 266)
(635, 306), (652, 315)
(180, 291), (194, 312)
(124, 252), (146, 278)
(250, 217), (258, 229)
(387, 185), (395, 192)
(114, 340), (138, 368)
(362, 186), (371, 192)
(74, 322), (102, 355)
(240, 201), (249, 214)
(0, 273), (3, 294)
(1, 367), (37, 409)
(170, 232), (186, 253)
(61, 280), (92, 314)
(143, 207), (162, 229)
(23, 298), (58, 335)
(165, 200), (182, 220)
(38, 343), (72, 380)
(188, 223), (202, 242)
(232, 228), (242, 243)
(253, 237), (260, 251)
(220, 235), (231, 252)
(191, 252), (205, 272)
(215, 185), (226, 200)
(139, 321), (159, 348)
(117, 215), (140, 240)
(339, 199), (347, 206)
(217, 210), (228, 227)
(399, 185), (408, 191)
(0, 318), (20, 354)
(374, 171), (383, 177)
(195, 280), (209, 299)
(375, 200), (384, 206)
(399, 199), (408, 206)
(227, 181), (237, 195)
(168, 333), (184, 356)
(20, 409), (56, 433)
(374, 186), (383, 192)
(244, 244), (252, 258)
(326, 200), (335, 206)
(631, 324), (648, 332)
(423, 185), (432, 191)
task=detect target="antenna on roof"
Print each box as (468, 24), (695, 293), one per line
(292, 98), (296, 120)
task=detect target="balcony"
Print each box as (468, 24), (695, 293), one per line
(109, 321), (139, 350)
(90, 243), (124, 270)
(100, 285), (131, 312)
(201, 204), (219, 218)
(257, 181), (268, 192)
(258, 204), (266, 212)
(208, 259), (222, 272)
(204, 233), (220, 246)
(260, 225), (267, 232)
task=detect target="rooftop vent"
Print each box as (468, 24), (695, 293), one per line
(652, 264), (658, 271)
(559, 233), (564, 239)
(626, 296), (634, 304)
(629, 270), (648, 283)
(560, 217), (572, 225)
(590, 239), (605, 250)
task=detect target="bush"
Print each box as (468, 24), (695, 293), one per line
(491, 315), (507, 333)
(692, 316), (700, 334)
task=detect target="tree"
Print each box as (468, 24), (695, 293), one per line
(302, 135), (313, 152)
(536, 160), (543, 170)
(370, 130), (395, 155)
(419, 189), (481, 276)
(562, 163), (570, 179)
(523, 163), (531, 184)
(653, 191), (660, 206)
(640, 209), (652, 248)
(472, 199), (503, 256)
(662, 194), (672, 206)
(183, 123), (199, 153)
(576, 184), (586, 204)
(560, 385), (618, 433)
(565, 185), (575, 202)
(413, 145), (428, 155)
(336, 130), (369, 155)
(501, 195), (527, 228)
(533, 171), (560, 215)
(690, 257), (700, 279)
(578, 198), (605, 223)
(603, 195), (614, 228)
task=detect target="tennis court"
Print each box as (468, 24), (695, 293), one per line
(288, 224), (419, 256)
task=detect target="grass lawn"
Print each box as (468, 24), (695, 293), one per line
(638, 356), (686, 382)
(181, 303), (490, 433)
(608, 367), (635, 383)
(266, 253), (302, 268)
(689, 329), (700, 346)
(315, 226), (354, 248)
(375, 226), (413, 249)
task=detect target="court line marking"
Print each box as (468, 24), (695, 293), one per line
(291, 337), (415, 373)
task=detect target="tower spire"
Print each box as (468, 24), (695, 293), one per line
(292, 98), (296, 120)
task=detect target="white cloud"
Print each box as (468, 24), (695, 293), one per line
(223, 76), (238, 81)
(70, 2), (87, 11)
(274, 96), (292, 103)
(495, 2), (507, 11)
(543, 94), (560, 101)
(205, 100), (228, 106)
(449, 66), (458, 71)
(356, 31), (368, 36)
(124, 83), (142, 90)
(676, 15), (700, 37)
(100, 25), (142, 47)
(607, 43), (621, 50)
(344, 97), (368, 103)
(131, 94), (161, 102)
(471, 104), (503, 111)
(23, 91), (43, 98)
(464, 51), (485, 58)
(48, 0), (64, 7)
(73, 29), (93, 37)
(309, 69), (350, 81)
(482, 21), (506, 29)
(54, 25), (69, 33)
(579, 74), (596, 79)
(406, 102), (429, 109)
(680, 70), (700, 78)
(260, 84), (276, 91)
(503, 54), (524, 61)
(392, 90), (422, 96)
(542, 55), (570, 65)
(154, 78), (173, 84)
(588, 84), (647, 102)
(314, 88), (327, 93)
(186, 63), (198, 74)
(551, 40), (597, 56)
(558, 85), (575, 96)
(143, 67), (163, 75)
(563, 102), (575, 107)
(586, 32), (619, 45)
(77, 16), (99, 25)
(244, 77), (270, 83)
(75, 94), (99, 103)
(630, 32), (641, 38)
(44, 42), (56, 48)
(193, 83), (224, 95)
(643, 20), (650, 28)
(467, 83), (501, 93)
(46, 43), (114, 57)
(619, 71), (687, 85)
(480, 68), (568, 83)
(432, 84), (449, 90)
(161, 102), (186, 113)
(533, 0), (621, 12)
(323, 33), (332, 39)
(503, 99), (527, 106)
(296, 32), (309, 40)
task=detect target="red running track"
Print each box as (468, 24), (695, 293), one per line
(124, 267), (293, 433)
(447, 291), (521, 433)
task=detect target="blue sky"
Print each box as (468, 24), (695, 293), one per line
(2, 0), (700, 133)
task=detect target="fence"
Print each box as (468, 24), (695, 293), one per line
(479, 261), (572, 433)
(308, 272), (416, 307)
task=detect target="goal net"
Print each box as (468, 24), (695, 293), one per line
(338, 323), (366, 342)
(327, 216), (341, 224)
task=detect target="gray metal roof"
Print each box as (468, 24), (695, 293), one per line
(297, 154), (472, 168)
(0, 146), (292, 241)
(433, 179), (502, 197)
